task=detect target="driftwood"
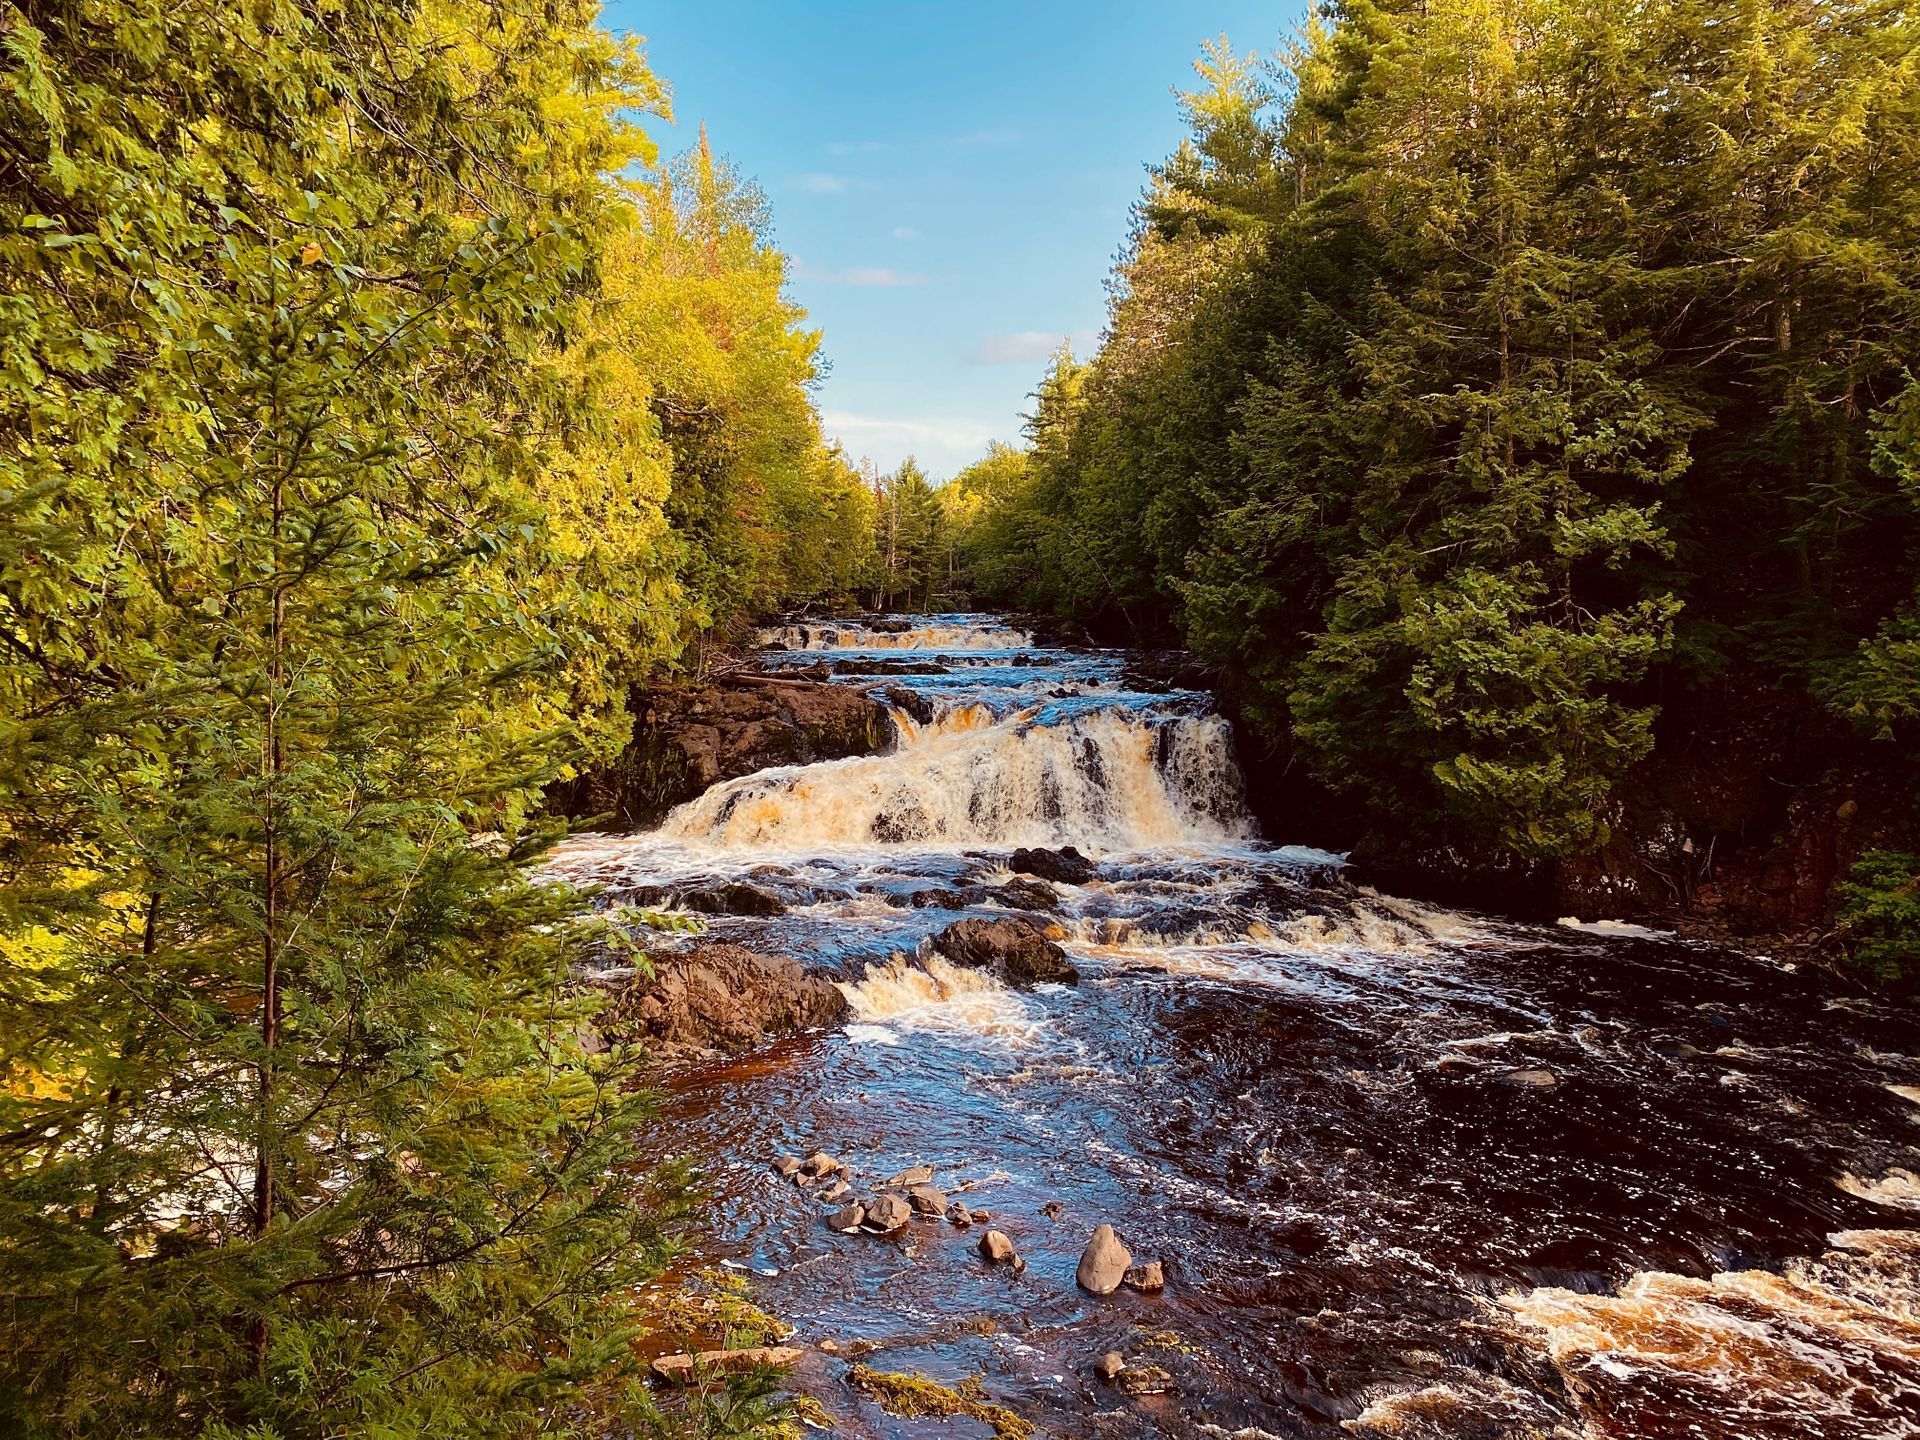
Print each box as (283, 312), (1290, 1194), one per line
(649, 1345), (806, 1383)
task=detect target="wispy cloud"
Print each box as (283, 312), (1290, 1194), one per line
(967, 330), (1093, 365)
(891, 226), (922, 241)
(794, 172), (857, 195)
(796, 262), (926, 288)
(822, 412), (998, 475)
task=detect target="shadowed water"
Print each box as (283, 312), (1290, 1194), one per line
(547, 615), (1920, 1439)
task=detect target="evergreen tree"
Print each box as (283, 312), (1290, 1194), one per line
(0, 0), (683, 1432)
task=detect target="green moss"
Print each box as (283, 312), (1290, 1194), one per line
(847, 1366), (1034, 1440)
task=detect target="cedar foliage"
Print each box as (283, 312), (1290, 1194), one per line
(951, 0), (1920, 961)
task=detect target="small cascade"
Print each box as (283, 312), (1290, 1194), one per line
(761, 615), (1032, 651)
(659, 706), (1253, 851)
(887, 700), (998, 746)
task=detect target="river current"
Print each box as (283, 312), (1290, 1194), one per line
(547, 615), (1920, 1439)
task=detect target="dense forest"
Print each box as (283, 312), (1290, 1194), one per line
(944, 0), (1920, 974)
(0, 0), (867, 1432)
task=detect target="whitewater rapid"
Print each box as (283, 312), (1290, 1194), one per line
(546, 613), (1920, 1440)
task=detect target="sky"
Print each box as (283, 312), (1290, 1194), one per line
(602, 1), (1305, 479)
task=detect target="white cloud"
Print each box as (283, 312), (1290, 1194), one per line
(795, 262), (926, 288)
(967, 330), (1089, 365)
(892, 226), (921, 241)
(822, 411), (1000, 476)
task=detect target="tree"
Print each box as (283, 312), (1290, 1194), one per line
(0, 0), (682, 1432)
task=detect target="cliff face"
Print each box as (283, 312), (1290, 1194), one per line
(549, 671), (894, 829)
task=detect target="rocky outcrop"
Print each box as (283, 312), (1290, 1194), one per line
(549, 673), (893, 828)
(932, 916), (1078, 985)
(1008, 846), (1097, 885)
(594, 942), (846, 1057)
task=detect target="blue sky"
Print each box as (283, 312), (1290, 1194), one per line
(603, 1), (1304, 478)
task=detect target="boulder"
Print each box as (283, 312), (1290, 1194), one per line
(801, 1151), (841, 1177)
(992, 878), (1059, 912)
(1076, 1224), (1132, 1295)
(977, 1229), (1018, 1264)
(772, 1156), (802, 1177)
(1094, 1352), (1126, 1383)
(945, 1201), (973, 1227)
(885, 1164), (936, 1187)
(825, 1204), (866, 1234)
(1008, 846), (1096, 885)
(820, 1181), (851, 1204)
(1123, 1261), (1165, 1293)
(931, 917), (1078, 986)
(881, 685), (936, 726)
(593, 943), (847, 1058)
(861, 1193), (912, 1233)
(906, 1184), (948, 1215)
(680, 882), (785, 917)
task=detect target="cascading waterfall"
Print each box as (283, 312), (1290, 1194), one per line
(760, 617), (1032, 651)
(659, 705), (1254, 851)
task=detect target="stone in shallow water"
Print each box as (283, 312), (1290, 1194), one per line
(1124, 1261), (1165, 1292)
(1094, 1352), (1126, 1383)
(861, 1193), (912, 1233)
(1077, 1224), (1132, 1295)
(978, 1229), (1017, 1264)
(886, 1163), (935, 1187)
(825, 1204), (866, 1234)
(801, 1151), (841, 1177)
(772, 1155), (801, 1177)
(946, 1201), (973, 1227)
(906, 1184), (948, 1215)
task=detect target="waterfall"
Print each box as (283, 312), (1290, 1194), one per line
(658, 706), (1254, 852)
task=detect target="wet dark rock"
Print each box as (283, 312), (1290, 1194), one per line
(1008, 845), (1097, 884)
(680, 882), (785, 917)
(945, 1201), (973, 1227)
(1039, 1200), (1064, 1220)
(547, 673), (891, 827)
(802, 1151), (842, 1177)
(881, 686), (936, 725)
(593, 943), (847, 1058)
(830, 658), (949, 676)
(993, 878), (1059, 912)
(932, 917), (1078, 985)
(861, 1194), (912, 1233)
(772, 1156), (802, 1177)
(894, 886), (989, 910)
(820, 1181), (851, 1204)
(825, 1204), (866, 1234)
(906, 1184), (948, 1215)
(1123, 1262), (1165, 1293)
(1077, 1224), (1132, 1295)
(978, 1229), (1018, 1264)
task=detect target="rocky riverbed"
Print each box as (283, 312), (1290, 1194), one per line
(549, 615), (1920, 1439)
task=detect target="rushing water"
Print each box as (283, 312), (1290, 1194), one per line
(547, 615), (1920, 1439)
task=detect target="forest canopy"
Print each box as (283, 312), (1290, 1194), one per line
(945, 0), (1920, 965)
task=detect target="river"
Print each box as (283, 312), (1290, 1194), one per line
(546, 614), (1920, 1439)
